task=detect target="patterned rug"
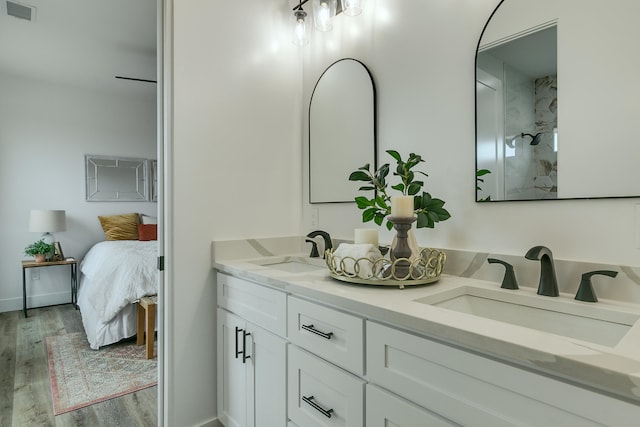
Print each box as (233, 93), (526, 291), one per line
(46, 332), (157, 415)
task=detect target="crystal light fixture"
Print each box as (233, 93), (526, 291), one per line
(292, 0), (364, 45)
(312, 0), (337, 32)
(342, 0), (363, 16)
(293, 7), (309, 46)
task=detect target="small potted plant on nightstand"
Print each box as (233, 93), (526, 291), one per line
(25, 239), (54, 263)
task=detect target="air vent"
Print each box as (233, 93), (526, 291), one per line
(5, 0), (36, 22)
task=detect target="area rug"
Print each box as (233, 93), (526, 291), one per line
(46, 332), (157, 415)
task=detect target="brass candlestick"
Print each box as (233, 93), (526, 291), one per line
(386, 216), (416, 279)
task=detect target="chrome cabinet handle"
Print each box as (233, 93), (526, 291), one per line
(301, 324), (333, 340)
(302, 395), (333, 418)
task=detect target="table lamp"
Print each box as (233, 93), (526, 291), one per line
(29, 209), (66, 244)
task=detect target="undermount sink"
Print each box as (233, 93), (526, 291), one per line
(250, 257), (326, 274)
(414, 286), (640, 347)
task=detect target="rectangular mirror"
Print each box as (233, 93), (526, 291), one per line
(85, 155), (148, 201)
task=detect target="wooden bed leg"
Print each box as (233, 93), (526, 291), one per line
(145, 301), (156, 359)
(136, 296), (157, 359)
(136, 301), (145, 346)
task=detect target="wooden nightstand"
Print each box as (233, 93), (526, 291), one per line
(21, 258), (78, 318)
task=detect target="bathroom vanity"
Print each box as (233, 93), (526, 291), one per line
(213, 238), (640, 426)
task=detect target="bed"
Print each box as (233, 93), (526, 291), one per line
(77, 240), (158, 349)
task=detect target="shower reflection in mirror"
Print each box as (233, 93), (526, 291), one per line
(476, 24), (557, 201)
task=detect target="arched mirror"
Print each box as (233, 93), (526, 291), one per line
(309, 58), (376, 203)
(476, 0), (640, 201)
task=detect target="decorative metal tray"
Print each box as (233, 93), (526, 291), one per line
(325, 247), (446, 289)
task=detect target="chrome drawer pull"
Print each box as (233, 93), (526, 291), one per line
(302, 395), (334, 418)
(301, 324), (333, 340)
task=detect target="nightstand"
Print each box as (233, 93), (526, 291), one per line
(21, 258), (78, 318)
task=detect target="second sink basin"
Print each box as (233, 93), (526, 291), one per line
(414, 286), (640, 347)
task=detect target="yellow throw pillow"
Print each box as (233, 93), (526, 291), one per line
(98, 213), (140, 240)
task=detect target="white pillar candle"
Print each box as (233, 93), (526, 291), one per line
(354, 228), (379, 247)
(390, 195), (414, 218)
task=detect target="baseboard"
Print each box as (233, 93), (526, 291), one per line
(195, 417), (222, 427)
(0, 291), (73, 314)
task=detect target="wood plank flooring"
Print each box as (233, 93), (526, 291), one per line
(0, 304), (157, 427)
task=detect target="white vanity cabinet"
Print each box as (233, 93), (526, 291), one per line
(217, 274), (288, 427)
(216, 268), (640, 427)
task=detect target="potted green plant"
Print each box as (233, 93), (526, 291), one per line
(25, 239), (54, 263)
(349, 150), (451, 231)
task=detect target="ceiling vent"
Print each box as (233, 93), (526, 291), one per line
(4, 0), (36, 22)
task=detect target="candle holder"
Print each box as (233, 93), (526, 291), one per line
(385, 216), (417, 279)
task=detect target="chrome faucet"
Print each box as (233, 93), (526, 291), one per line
(306, 230), (333, 258)
(525, 246), (559, 297)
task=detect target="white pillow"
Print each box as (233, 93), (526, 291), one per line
(140, 214), (157, 224)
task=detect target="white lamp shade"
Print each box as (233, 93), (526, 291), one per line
(29, 210), (66, 232)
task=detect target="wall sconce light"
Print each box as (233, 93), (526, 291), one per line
(292, 0), (364, 45)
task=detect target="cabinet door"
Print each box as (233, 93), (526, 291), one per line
(366, 385), (458, 427)
(217, 309), (250, 427)
(251, 323), (287, 427)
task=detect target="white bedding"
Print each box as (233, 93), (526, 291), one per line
(78, 240), (158, 349)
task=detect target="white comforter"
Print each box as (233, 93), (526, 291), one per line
(80, 240), (158, 324)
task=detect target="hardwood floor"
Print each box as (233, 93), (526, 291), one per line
(0, 304), (157, 427)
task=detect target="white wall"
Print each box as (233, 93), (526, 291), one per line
(169, 0), (302, 424)
(0, 73), (157, 312)
(302, 0), (640, 267)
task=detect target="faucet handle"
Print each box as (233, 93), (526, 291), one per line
(306, 239), (320, 258)
(575, 270), (618, 302)
(487, 258), (519, 290)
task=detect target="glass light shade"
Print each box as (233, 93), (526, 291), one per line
(342, 0), (364, 16)
(312, 0), (337, 32)
(293, 10), (309, 46)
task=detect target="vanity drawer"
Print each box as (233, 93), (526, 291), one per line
(217, 273), (287, 337)
(287, 296), (364, 375)
(288, 345), (364, 427)
(366, 321), (628, 427)
(366, 384), (458, 427)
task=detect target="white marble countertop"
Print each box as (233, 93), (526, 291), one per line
(214, 252), (640, 406)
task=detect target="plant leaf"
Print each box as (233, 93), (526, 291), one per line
(363, 208), (377, 222)
(358, 186), (376, 191)
(386, 150), (401, 162)
(416, 212), (431, 228)
(385, 220), (394, 231)
(407, 182), (422, 195)
(391, 183), (404, 192)
(355, 196), (373, 209)
(349, 171), (371, 182)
